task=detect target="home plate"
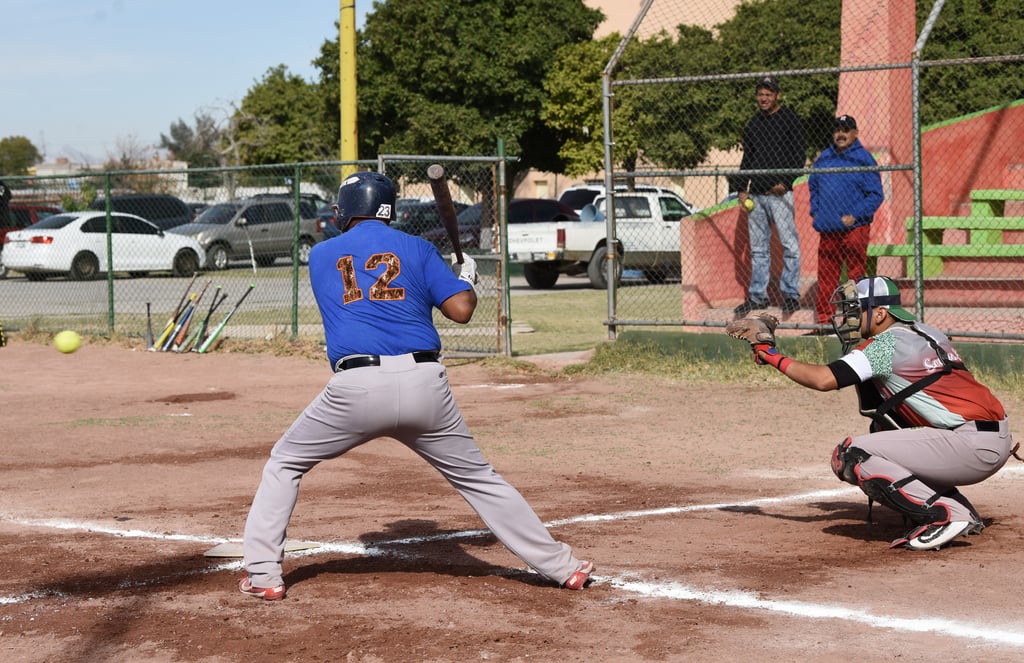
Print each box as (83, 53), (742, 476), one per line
(203, 540), (321, 557)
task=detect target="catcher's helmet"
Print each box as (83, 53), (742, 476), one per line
(333, 171), (395, 232)
(830, 276), (914, 352)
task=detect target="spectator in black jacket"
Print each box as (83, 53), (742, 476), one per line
(732, 76), (807, 317)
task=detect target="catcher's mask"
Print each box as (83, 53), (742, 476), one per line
(830, 280), (863, 352)
(830, 276), (915, 352)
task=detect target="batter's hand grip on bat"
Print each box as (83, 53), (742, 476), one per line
(427, 163), (464, 265)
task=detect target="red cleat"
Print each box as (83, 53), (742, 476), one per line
(562, 560), (594, 590)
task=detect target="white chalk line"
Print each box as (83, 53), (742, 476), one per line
(606, 577), (1024, 647)
(3, 478), (1024, 647)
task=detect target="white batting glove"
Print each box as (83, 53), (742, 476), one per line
(451, 253), (478, 285)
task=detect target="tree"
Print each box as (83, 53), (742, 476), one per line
(230, 65), (328, 166)
(540, 1), (841, 177)
(316, 0), (604, 187)
(705, 0), (842, 159)
(916, 0), (1024, 125)
(100, 135), (166, 193)
(161, 112), (223, 187)
(541, 35), (621, 177)
(0, 136), (43, 175)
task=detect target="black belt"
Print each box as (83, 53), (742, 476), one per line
(973, 420), (1000, 432)
(334, 350), (440, 372)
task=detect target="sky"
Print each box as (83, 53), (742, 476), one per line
(0, 1), (369, 166)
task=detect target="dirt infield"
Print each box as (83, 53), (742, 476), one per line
(2, 340), (1023, 662)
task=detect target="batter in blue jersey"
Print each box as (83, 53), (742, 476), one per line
(238, 172), (593, 600)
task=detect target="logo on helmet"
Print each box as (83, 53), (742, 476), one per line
(376, 203), (392, 218)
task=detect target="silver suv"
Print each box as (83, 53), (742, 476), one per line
(168, 196), (324, 270)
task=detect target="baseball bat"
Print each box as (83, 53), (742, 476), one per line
(196, 283), (255, 354)
(427, 163), (464, 264)
(170, 279), (212, 352)
(182, 287), (224, 353)
(145, 302), (154, 350)
(161, 293), (196, 352)
(152, 272), (198, 351)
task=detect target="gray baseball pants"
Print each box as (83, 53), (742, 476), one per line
(851, 418), (1013, 522)
(242, 353), (581, 588)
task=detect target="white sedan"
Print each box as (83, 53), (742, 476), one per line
(2, 211), (206, 281)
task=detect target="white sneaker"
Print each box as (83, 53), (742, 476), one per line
(906, 521), (972, 550)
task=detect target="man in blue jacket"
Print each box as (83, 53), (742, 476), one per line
(809, 115), (884, 329)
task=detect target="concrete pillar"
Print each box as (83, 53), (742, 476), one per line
(837, 0), (916, 246)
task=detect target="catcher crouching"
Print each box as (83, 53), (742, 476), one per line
(726, 276), (1019, 550)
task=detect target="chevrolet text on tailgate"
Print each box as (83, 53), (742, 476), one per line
(507, 187), (699, 289)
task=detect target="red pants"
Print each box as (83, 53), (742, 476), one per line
(815, 225), (871, 324)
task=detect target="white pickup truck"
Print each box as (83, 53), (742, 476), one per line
(507, 188), (699, 289)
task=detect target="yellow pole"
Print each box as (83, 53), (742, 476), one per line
(340, 1), (358, 178)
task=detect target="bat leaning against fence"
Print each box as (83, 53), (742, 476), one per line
(151, 272), (198, 351)
(160, 276), (210, 352)
(145, 302), (154, 350)
(196, 283), (255, 354)
(169, 279), (212, 352)
(179, 286), (224, 353)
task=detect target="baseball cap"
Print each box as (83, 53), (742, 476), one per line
(856, 276), (915, 322)
(756, 76), (780, 92)
(834, 115), (858, 131)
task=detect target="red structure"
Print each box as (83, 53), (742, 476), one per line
(681, 0), (1024, 319)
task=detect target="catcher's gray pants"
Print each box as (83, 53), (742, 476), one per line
(242, 353), (581, 588)
(850, 418), (1013, 523)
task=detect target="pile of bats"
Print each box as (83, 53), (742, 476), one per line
(146, 274), (255, 353)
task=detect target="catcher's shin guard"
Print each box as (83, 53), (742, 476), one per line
(830, 437), (869, 485)
(857, 473), (951, 527)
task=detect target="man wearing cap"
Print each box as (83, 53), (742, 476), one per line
(749, 276), (1015, 551)
(808, 115), (884, 331)
(732, 76), (807, 318)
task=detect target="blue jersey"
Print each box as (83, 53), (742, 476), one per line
(308, 220), (470, 365)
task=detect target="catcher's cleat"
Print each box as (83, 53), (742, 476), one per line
(898, 520), (974, 551)
(733, 297), (768, 317)
(562, 560), (594, 590)
(239, 576), (286, 601)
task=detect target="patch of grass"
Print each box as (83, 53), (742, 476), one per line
(562, 340), (782, 384)
(507, 289), (611, 355)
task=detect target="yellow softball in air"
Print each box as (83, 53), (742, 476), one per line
(54, 330), (82, 354)
(743, 197), (755, 212)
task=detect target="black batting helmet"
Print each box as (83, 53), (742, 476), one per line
(333, 171), (396, 232)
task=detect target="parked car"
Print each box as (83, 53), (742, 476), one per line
(558, 183), (700, 217)
(185, 201), (210, 218)
(415, 202), (487, 252)
(318, 204), (340, 239)
(391, 200), (471, 238)
(2, 211), (205, 281)
(88, 193), (195, 231)
(167, 195), (324, 270)
(477, 198), (581, 250)
(1, 203), (64, 278)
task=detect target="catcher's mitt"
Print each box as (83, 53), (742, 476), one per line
(725, 312), (778, 348)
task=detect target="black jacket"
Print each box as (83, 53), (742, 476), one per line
(732, 106), (806, 195)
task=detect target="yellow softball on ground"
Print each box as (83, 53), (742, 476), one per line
(743, 197), (755, 212)
(54, 330), (82, 354)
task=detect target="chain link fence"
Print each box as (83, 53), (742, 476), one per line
(600, 0), (1024, 341)
(0, 159), (509, 356)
